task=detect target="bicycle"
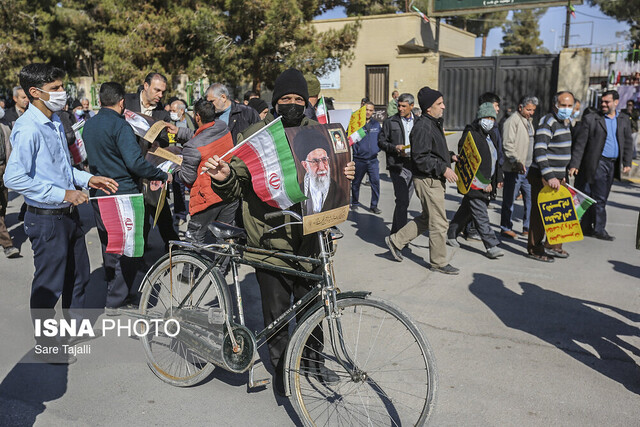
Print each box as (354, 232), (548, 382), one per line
(135, 210), (438, 425)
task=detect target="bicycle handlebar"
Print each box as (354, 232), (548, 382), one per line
(264, 210), (303, 222)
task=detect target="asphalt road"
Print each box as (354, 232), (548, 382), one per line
(0, 151), (639, 426)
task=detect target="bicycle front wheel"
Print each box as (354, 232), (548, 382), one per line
(287, 296), (437, 426)
(139, 251), (231, 387)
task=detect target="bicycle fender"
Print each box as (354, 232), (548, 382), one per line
(282, 290), (371, 397)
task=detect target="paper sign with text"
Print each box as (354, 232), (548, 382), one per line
(537, 186), (584, 245)
(455, 132), (482, 194)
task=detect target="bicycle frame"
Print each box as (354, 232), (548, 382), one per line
(154, 210), (361, 378)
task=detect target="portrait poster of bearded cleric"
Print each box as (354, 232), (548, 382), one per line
(286, 124), (350, 235)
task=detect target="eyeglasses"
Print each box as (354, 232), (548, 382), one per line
(305, 157), (329, 165)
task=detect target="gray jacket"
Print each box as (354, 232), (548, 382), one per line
(502, 112), (534, 172)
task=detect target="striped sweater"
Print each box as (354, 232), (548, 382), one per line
(532, 113), (572, 181)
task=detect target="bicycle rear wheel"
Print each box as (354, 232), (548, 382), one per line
(139, 251), (231, 387)
(287, 296), (437, 426)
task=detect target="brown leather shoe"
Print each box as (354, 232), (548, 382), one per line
(500, 230), (517, 239)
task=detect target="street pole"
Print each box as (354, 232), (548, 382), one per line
(563, 3), (571, 49)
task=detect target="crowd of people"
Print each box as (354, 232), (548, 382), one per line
(377, 87), (634, 270)
(0, 62), (635, 374)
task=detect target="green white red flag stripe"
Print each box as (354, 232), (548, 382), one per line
(566, 184), (595, 220)
(70, 120), (87, 165)
(412, 5), (429, 23)
(316, 97), (327, 124)
(348, 127), (366, 146)
(96, 194), (145, 257)
(470, 171), (490, 190)
(232, 118), (305, 209)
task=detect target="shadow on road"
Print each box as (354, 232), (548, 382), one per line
(348, 208), (388, 249)
(469, 273), (640, 394)
(0, 352), (68, 427)
(609, 260), (640, 280)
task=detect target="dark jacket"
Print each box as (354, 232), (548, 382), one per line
(83, 108), (167, 196)
(353, 118), (381, 161)
(570, 111), (634, 184)
(212, 116), (320, 271)
(1, 106), (23, 129)
(458, 121), (503, 200)
(177, 102), (260, 145)
(378, 114), (413, 171)
(410, 114), (453, 181)
(304, 103), (317, 121)
(620, 108), (639, 133)
(57, 110), (77, 147)
(175, 120), (233, 215)
(124, 91), (171, 154)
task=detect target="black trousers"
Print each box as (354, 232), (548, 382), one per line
(92, 201), (146, 308)
(186, 200), (239, 275)
(389, 167), (414, 234)
(255, 268), (323, 375)
(143, 201), (179, 253)
(448, 196), (499, 249)
(24, 209), (90, 337)
(575, 157), (616, 235)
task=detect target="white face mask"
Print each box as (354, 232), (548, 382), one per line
(479, 118), (494, 132)
(170, 112), (180, 121)
(37, 88), (68, 112)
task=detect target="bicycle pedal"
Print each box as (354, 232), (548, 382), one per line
(248, 361), (271, 389)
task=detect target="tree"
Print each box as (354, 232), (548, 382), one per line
(199, 0), (360, 92)
(588, 0), (640, 49)
(344, 0), (401, 16)
(500, 9), (549, 55)
(0, 0), (359, 95)
(446, 12), (508, 56)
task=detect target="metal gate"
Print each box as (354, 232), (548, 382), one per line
(439, 55), (559, 130)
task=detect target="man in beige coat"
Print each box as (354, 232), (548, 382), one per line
(500, 95), (538, 239)
(0, 120), (19, 258)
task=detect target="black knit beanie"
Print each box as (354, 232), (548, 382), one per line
(418, 86), (443, 112)
(271, 68), (309, 107)
(248, 98), (269, 114)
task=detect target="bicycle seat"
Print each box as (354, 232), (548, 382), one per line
(207, 222), (247, 240)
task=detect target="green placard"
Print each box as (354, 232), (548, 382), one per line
(431, 0), (582, 16)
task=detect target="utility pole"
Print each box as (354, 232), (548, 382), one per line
(563, 2), (571, 49)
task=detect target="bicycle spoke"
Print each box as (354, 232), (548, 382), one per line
(289, 297), (436, 426)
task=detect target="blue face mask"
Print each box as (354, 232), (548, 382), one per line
(479, 118), (495, 132)
(572, 110), (580, 119)
(556, 107), (573, 121)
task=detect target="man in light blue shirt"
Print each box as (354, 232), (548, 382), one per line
(3, 63), (118, 363)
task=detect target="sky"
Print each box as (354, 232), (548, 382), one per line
(317, 4), (631, 56)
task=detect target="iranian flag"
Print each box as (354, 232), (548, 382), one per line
(566, 184), (596, 220)
(412, 5), (429, 23)
(316, 97), (328, 124)
(70, 120), (87, 165)
(231, 118), (306, 209)
(95, 194), (145, 257)
(348, 128), (366, 146)
(470, 171), (490, 191)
